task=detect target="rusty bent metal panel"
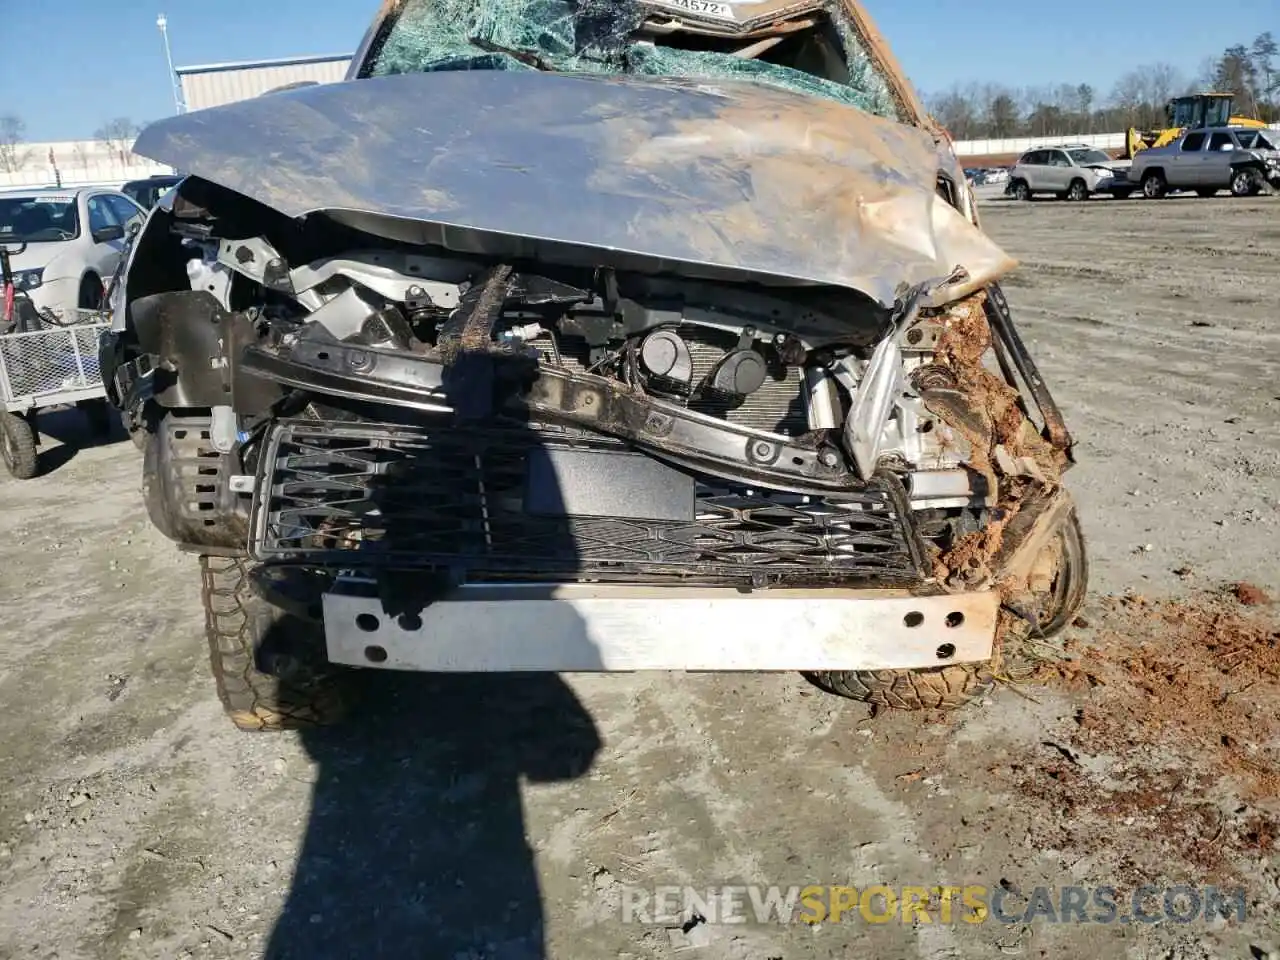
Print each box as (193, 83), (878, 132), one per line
(132, 70), (1015, 310)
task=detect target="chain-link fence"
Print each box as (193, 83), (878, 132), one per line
(0, 317), (109, 406)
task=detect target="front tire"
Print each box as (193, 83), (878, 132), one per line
(1011, 180), (1031, 201)
(1066, 179), (1088, 202)
(201, 555), (347, 732)
(1142, 171), (1167, 199)
(805, 508), (1088, 711)
(0, 411), (38, 479)
(1230, 167), (1261, 197)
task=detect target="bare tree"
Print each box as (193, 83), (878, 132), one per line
(929, 85), (982, 140)
(1109, 71), (1144, 128)
(1075, 83), (1095, 132)
(1213, 45), (1259, 115)
(71, 142), (92, 172)
(985, 88), (1021, 138)
(1251, 32), (1277, 119)
(1148, 63), (1182, 107)
(0, 114), (29, 173)
(94, 117), (141, 164)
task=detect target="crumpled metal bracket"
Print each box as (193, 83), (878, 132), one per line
(984, 283), (1074, 456)
(843, 274), (953, 480)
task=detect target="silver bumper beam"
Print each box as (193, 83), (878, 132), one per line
(323, 584), (999, 673)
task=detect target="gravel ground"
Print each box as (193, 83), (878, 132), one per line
(0, 194), (1278, 960)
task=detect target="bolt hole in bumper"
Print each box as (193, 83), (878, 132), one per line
(322, 582), (998, 673)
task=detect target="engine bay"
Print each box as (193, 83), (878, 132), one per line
(117, 183), (982, 505)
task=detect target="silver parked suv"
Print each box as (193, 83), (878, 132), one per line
(1008, 144), (1132, 201)
(1126, 126), (1280, 199)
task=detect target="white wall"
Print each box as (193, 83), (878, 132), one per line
(0, 138), (171, 190)
(954, 122), (1280, 157)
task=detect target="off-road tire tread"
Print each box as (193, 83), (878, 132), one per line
(807, 663), (994, 710)
(200, 555), (345, 732)
(0, 411), (38, 479)
(806, 508), (1088, 712)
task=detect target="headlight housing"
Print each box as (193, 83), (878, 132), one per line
(12, 268), (43, 291)
(1091, 167), (1114, 179)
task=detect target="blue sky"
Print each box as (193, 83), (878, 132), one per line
(1, 0), (1275, 141)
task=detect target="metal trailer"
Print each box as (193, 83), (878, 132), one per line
(0, 312), (113, 479)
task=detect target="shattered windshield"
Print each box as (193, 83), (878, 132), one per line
(365, 0), (903, 120)
(1067, 149), (1111, 165)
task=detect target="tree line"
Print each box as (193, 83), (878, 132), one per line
(927, 32), (1278, 141)
(0, 117), (143, 173)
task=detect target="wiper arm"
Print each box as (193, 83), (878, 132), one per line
(468, 37), (558, 72)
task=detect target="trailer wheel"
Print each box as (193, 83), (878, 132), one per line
(201, 555), (348, 732)
(0, 410), (38, 479)
(805, 508), (1088, 711)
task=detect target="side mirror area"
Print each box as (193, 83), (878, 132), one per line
(92, 224), (126, 244)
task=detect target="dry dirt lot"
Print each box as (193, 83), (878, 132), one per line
(1, 194), (1278, 960)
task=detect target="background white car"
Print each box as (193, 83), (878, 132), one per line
(1008, 146), (1131, 201)
(0, 187), (146, 325)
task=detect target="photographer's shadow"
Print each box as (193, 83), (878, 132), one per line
(266, 668), (601, 959)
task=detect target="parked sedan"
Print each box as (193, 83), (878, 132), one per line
(1127, 126), (1280, 198)
(0, 187), (146, 324)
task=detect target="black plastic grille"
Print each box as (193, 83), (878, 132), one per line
(250, 419), (926, 586)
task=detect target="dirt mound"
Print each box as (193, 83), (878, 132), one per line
(1020, 587), (1280, 887)
(1232, 581), (1272, 606)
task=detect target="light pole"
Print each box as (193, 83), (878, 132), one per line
(157, 13), (185, 114)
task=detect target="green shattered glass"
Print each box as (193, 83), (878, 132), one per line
(368, 0), (901, 119)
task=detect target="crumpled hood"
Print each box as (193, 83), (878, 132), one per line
(133, 69), (1015, 308)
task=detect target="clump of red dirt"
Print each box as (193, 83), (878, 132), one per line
(1018, 586), (1280, 885)
(1231, 581), (1272, 606)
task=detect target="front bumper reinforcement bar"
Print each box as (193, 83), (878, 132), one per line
(323, 582), (999, 672)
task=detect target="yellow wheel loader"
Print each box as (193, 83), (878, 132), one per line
(1125, 93), (1266, 158)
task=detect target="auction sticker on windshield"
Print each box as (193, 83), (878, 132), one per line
(649, 0), (737, 19)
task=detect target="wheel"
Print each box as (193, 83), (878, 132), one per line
(1142, 171), (1167, 199)
(1066, 179), (1088, 202)
(804, 507), (1088, 711)
(1011, 180), (1031, 201)
(201, 555), (348, 732)
(78, 398), (113, 438)
(0, 411), (38, 479)
(1196, 188), (1218, 198)
(1230, 167), (1261, 197)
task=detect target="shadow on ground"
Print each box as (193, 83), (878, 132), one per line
(29, 405), (127, 476)
(266, 671), (602, 960)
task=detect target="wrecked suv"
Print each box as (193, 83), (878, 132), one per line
(102, 0), (1087, 731)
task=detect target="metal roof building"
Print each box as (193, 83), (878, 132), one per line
(176, 54), (353, 112)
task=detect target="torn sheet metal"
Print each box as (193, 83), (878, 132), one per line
(133, 70), (1016, 310)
